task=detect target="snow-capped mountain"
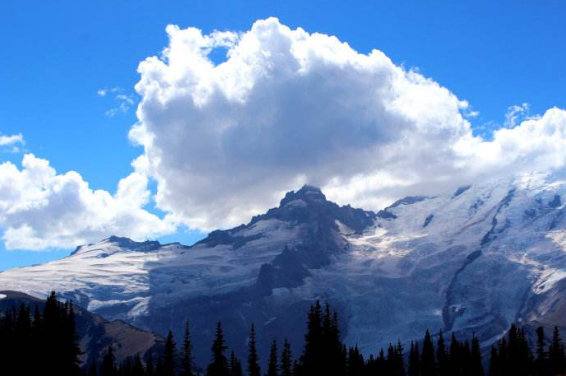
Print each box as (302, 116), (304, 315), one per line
(1, 178), (566, 364)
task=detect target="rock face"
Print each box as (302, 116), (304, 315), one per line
(1, 177), (566, 365)
(0, 290), (161, 365)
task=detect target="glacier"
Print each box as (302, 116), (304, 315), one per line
(1, 176), (566, 364)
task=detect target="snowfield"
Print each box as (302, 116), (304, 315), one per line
(1, 178), (565, 362)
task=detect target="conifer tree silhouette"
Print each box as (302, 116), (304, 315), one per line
(247, 324), (261, 376)
(207, 322), (229, 376)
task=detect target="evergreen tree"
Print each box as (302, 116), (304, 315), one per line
(341, 345), (349, 376)
(297, 302), (323, 376)
(366, 354), (377, 374)
(6, 291), (566, 376)
(280, 339), (293, 376)
(375, 349), (387, 374)
(266, 340), (279, 376)
(395, 342), (406, 376)
(320, 304), (345, 376)
(121, 357), (133, 376)
(146, 351), (156, 376)
(407, 341), (420, 376)
(489, 346), (500, 376)
(207, 322), (229, 376)
(470, 335), (484, 376)
(31, 303), (43, 368)
(230, 351), (244, 376)
(87, 360), (98, 376)
(436, 330), (448, 376)
(420, 329), (436, 376)
(64, 301), (83, 375)
(163, 330), (176, 376)
(461, 340), (472, 375)
(499, 337), (509, 376)
(101, 346), (117, 376)
(517, 327), (533, 376)
(507, 324), (523, 376)
(548, 326), (566, 376)
(156, 356), (164, 376)
(535, 326), (548, 376)
(14, 303), (30, 373)
(346, 346), (364, 376)
(385, 342), (405, 376)
(132, 354), (145, 376)
(247, 324), (261, 376)
(180, 321), (195, 376)
(330, 307), (346, 376)
(448, 333), (461, 375)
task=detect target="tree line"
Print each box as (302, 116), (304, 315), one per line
(2, 294), (566, 375)
(0, 291), (82, 375)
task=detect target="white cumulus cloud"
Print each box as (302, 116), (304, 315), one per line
(130, 18), (472, 229)
(0, 154), (175, 250)
(128, 17), (566, 229)
(2, 18), (566, 251)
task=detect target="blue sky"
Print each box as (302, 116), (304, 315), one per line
(1, 0), (565, 270)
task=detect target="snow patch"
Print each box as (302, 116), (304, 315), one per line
(284, 199), (307, 208)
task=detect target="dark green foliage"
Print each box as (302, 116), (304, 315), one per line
(549, 326), (566, 375)
(120, 357), (133, 376)
(490, 346), (499, 376)
(146, 351), (156, 376)
(230, 351), (244, 376)
(266, 340), (278, 376)
(207, 322), (229, 376)
(470, 335), (484, 376)
(164, 330), (177, 376)
(0, 291), (82, 375)
(488, 325), (565, 376)
(247, 324), (261, 376)
(490, 325), (531, 376)
(100, 346), (117, 376)
(3, 293), (565, 376)
(295, 302), (345, 376)
(535, 326), (548, 376)
(421, 329), (436, 376)
(180, 321), (195, 376)
(88, 361), (98, 376)
(408, 341), (420, 376)
(436, 331), (448, 376)
(280, 339), (293, 376)
(156, 356), (164, 376)
(386, 342), (405, 376)
(131, 354), (145, 376)
(295, 302), (323, 376)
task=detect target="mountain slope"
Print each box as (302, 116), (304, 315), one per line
(1, 178), (566, 364)
(0, 290), (161, 365)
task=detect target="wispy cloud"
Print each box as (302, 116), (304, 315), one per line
(504, 103), (533, 128)
(106, 94), (135, 117)
(0, 133), (25, 153)
(459, 100), (480, 119)
(97, 87), (136, 116)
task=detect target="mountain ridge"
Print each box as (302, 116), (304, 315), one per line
(0, 290), (162, 365)
(1, 176), (566, 364)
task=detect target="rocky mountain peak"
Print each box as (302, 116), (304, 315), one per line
(70, 235), (162, 256)
(280, 184), (327, 207)
(103, 235), (161, 250)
